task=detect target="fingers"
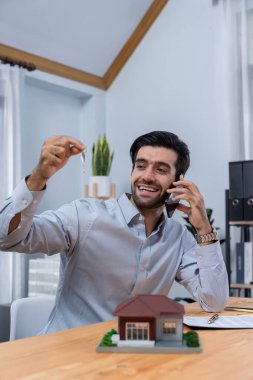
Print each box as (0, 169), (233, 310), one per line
(166, 174), (204, 210)
(40, 152), (63, 167)
(167, 188), (202, 204)
(47, 135), (85, 156)
(176, 203), (191, 215)
(43, 145), (68, 160)
(36, 135), (85, 180)
(42, 136), (85, 161)
(167, 175), (210, 232)
(69, 145), (84, 156)
(172, 175), (200, 194)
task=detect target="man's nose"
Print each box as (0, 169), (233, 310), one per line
(142, 168), (155, 182)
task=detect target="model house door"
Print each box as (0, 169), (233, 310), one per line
(126, 322), (149, 340)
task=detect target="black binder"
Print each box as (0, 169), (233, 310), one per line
(229, 160), (253, 221)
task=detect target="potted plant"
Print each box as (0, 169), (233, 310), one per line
(88, 134), (114, 198)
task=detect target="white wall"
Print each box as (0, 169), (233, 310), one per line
(21, 70), (105, 212)
(106, 0), (230, 298)
(19, 0), (231, 229)
(17, 0), (232, 299)
(107, 0), (230, 233)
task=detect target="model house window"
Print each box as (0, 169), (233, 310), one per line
(163, 321), (176, 334)
(126, 322), (149, 340)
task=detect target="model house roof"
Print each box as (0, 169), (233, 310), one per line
(113, 295), (184, 317)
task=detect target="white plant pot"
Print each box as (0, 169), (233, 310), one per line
(88, 176), (111, 198)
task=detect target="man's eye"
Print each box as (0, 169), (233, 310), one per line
(136, 164), (145, 169)
(157, 168), (167, 173)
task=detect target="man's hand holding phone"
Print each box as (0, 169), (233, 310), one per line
(166, 174), (211, 236)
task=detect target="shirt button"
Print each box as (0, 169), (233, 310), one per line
(22, 199), (28, 205)
(140, 265), (145, 272)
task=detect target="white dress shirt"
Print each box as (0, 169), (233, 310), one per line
(0, 179), (229, 333)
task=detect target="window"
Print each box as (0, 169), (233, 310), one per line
(126, 322), (149, 340)
(28, 255), (59, 296)
(163, 321), (176, 334)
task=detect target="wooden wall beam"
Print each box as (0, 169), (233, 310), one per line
(0, 0), (169, 90)
(0, 43), (105, 90)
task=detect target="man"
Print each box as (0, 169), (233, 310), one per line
(0, 131), (229, 333)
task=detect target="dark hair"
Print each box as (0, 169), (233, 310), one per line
(130, 131), (190, 180)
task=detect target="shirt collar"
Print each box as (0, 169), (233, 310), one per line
(118, 193), (167, 229)
(118, 193), (140, 225)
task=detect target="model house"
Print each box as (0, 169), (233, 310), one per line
(113, 294), (184, 343)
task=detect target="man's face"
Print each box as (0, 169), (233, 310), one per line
(131, 146), (178, 211)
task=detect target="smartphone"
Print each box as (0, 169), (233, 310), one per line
(165, 194), (179, 218)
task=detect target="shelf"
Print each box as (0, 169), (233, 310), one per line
(230, 283), (253, 289)
(225, 190), (253, 297)
(229, 221), (253, 226)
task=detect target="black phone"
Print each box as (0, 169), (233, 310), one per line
(165, 176), (181, 217)
(165, 194), (179, 218)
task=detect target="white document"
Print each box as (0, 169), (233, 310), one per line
(244, 242), (253, 283)
(183, 314), (253, 329)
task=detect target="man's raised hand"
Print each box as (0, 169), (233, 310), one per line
(27, 135), (85, 191)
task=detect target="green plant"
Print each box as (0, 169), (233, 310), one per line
(183, 331), (200, 347)
(99, 329), (118, 347)
(183, 208), (225, 244)
(92, 134), (114, 176)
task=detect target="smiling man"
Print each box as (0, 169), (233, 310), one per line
(131, 145), (176, 209)
(0, 131), (229, 333)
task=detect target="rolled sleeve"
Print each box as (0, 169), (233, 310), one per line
(0, 178), (45, 245)
(11, 178), (45, 216)
(0, 178), (78, 255)
(195, 242), (224, 268)
(177, 237), (229, 312)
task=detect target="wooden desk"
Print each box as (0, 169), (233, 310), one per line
(0, 297), (253, 380)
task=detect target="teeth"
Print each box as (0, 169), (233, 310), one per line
(139, 186), (157, 192)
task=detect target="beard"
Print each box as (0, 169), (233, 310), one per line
(131, 183), (168, 210)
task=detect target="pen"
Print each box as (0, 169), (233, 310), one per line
(208, 313), (219, 324)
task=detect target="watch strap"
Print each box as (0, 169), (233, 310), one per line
(195, 229), (218, 244)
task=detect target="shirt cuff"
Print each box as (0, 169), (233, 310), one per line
(195, 241), (223, 268)
(11, 177), (45, 216)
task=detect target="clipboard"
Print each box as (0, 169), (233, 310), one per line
(224, 301), (253, 313)
(183, 314), (253, 329)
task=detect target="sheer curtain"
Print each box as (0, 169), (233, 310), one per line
(0, 64), (26, 303)
(220, 0), (253, 160)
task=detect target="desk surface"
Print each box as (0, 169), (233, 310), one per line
(1, 297), (253, 380)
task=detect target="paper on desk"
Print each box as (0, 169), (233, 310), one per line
(183, 314), (253, 329)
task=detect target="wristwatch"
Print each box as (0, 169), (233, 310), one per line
(195, 228), (218, 244)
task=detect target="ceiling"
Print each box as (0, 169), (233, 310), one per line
(0, 0), (168, 89)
